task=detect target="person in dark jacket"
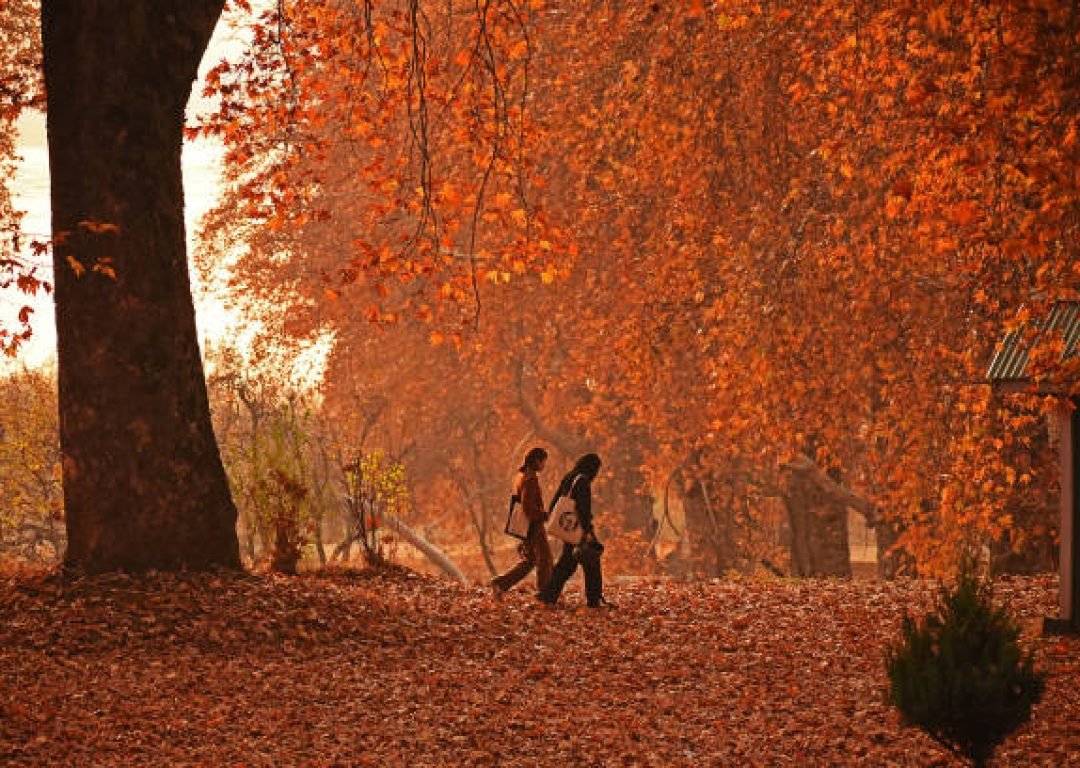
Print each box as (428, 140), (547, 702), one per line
(491, 447), (553, 597)
(539, 453), (609, 608)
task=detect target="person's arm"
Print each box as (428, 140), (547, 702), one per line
(521, 473), (546, 523)
(573, 478), (593, 535)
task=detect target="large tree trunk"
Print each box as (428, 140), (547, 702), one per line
(42, 1), (240, 572)
(783, 473), (851, 577)
(782, 456), (858, 578)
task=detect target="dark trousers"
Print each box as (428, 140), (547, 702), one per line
(540, 541), (603, 606)
(492, 522), (553, 594)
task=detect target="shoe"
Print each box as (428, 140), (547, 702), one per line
(588, 597), (615, 610)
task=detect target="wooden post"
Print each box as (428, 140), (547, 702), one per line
(1062, 404), (1075, 621)
(1069, 402), (1080, 623)
(1047, 399), (1079, 633)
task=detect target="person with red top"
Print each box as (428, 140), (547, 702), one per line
(491, 447), (553, 597)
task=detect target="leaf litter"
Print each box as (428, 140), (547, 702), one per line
(1, 567), (1077, 766)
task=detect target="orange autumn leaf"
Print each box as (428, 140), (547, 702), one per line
(950, 200), (982, 227)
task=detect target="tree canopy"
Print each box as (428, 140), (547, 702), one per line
(195, 0), (1078, 576)
(0, 0), (1075, 576)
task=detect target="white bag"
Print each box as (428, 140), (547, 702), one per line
(546, 475), (584, 545)
(504, 494), (529, 540)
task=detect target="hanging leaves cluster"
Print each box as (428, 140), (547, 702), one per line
(197, 0), (1079, 577)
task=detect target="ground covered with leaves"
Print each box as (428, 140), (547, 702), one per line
(1, 567), (1077, 766)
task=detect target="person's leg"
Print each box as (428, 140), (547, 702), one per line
(532, 526), (553, 594)
(491, 541), (536, 593)
(539, 543), (576, 603)
(583, 550), (604, 606)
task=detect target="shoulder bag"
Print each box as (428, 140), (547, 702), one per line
(546, 475), (584, 545)
(504, 493), (529, 540)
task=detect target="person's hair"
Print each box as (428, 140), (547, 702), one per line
(520, 446), (549, 472)
(573, 452), (602, 479)
(556, 452), (602, 494)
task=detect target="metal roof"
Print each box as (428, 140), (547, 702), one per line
(987, 301), (1080, 387)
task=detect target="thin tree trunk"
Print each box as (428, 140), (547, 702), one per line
(469, 502), (498, 577)
(43, 0), (240, 572)
(313, 511), (327, 566)
(330, 530), (358, 563)
(243, 511), (258, 564)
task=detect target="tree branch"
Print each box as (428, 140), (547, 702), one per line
(781, 453), (877, 527)
(510, 355), (583, 459)
(383, 512), (468, 584)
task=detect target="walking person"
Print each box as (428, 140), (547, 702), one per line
(491, 447), (554, 598)
(539, 453), (610, 608)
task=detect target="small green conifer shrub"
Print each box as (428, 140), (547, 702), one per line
(886, 559), (1044, 767)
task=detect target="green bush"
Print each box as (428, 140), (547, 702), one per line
(886, 560), (1044, 766)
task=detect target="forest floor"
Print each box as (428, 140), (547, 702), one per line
(1, 565), (1078, 767)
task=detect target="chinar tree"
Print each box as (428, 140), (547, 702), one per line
(42, 1), (240, 572)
